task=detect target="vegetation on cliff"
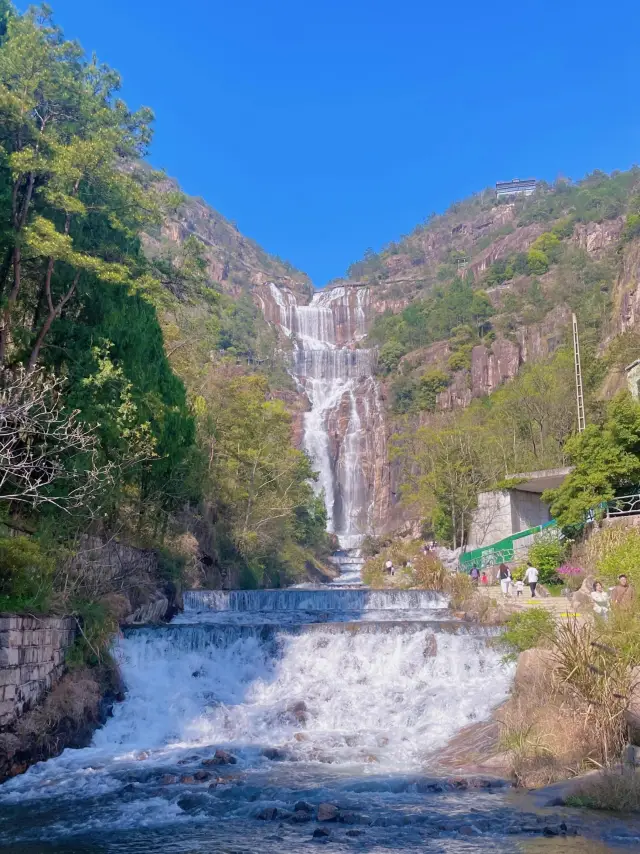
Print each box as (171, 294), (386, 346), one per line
(356, 166), (640, 546)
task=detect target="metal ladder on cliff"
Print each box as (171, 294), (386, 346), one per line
(572, 313), (586, 433)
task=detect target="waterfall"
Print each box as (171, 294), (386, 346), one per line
(268, 283), (381, 553)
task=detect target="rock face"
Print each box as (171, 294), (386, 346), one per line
(514, 648), (556, 692)
(436, 305), (573, 411)
(611, 236), (640, 337)
(144, 172), (312, 300)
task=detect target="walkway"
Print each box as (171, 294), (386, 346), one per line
(475, 586), (583, 620)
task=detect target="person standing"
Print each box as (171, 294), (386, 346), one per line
(524, 562), (539, 598)
(480, 571), (489, 586)
(591, 581), (610, 617)
(498, 563), (512, 597)
(611, 574), (635, 609)
(470, 565), (480, 585)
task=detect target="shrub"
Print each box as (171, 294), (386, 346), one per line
(552, 619), (630, 765)
(566, 771), (640, 812)
(66, 600), (119, 669)
(501, 609), (556, 660)
(0, 537), (54, 612)
(528, 533), (567, 584)
(594, 528), (640, 592)
(557, 563), (586, 592)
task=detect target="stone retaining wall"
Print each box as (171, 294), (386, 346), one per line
(0, 616), (77, 728)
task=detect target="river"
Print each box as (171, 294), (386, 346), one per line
(2, 587), (640, 852)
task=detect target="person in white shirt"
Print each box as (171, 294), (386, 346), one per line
(590, 580), (610, 617)
(524, 562), (539, 598)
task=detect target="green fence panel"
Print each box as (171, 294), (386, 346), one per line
(459, 520), (557, 571)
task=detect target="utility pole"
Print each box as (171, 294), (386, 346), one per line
(572, 313), (586, 433)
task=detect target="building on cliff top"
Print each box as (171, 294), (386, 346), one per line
(496, 178), (537, 198)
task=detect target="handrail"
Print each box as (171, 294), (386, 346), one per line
(459, 520), (557, 570)
(606, 493), (640, 517)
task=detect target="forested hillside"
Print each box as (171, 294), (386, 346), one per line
(0, 1), (331, 631)
(349, 171), (640, 547)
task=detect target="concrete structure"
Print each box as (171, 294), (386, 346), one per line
(626, 359), (640, 400)
(496, 178), (537, 198)
(468, 467), (571, 548)
(0, 615), (76, 728)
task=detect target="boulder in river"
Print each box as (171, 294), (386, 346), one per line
(286, 700), (309, 725)
(257, 807), (279, 821)
(262, 747), (289, 761)
(193, 770), (211, 782)
(290, 810), (312, 823)
(423, 635), (438, 658)
(294, 800), (313, 812)
(317, 802), (339, 821)
(312, 827), (331, 838)
(161, 774), (179, 785)
(202, 749), (237, 766)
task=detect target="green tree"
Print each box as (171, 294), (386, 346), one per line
(0, 4), (155, 368)
(546, 393), (640, 527)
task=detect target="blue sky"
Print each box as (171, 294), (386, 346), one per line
(25, 0), (640, 285)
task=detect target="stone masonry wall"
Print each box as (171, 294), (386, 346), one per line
(0, 616), (76, 728)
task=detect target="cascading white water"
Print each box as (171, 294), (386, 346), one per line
(0, 589), (522, 851)
(268, 283), (379, 554)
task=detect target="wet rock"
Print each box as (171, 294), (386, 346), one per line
(287, 700), (308, 725)
(423, 635), (438, 658)
(317, 802), (339, 821)
(257, 807), (279, 821)
(290, 810), (312, 823)
(312, 827), (331, 838)
(459, 825), (482, 836)
(161, 774), (179, 785)
(262, 747), (288, 761)
(122, 783), (136, 794)
(179, 775), (196, 784)
(346, 830), (364, 837)
(193, 770), (211, 782)
(337, 811), (360, 824)
(202, 749), (237, 766)
(178, 755), (200, 765)
(545, 796), (566, 807)
(294, 800), (313, 812)
(363, 754), (378, 764)
(543, 826), (559, 837)
(135, 751), (150, 761)
(208, 781), (219, 790)
(177, 794), (209, 812)
(446, 776), (468, 790)
(294, 732), (308, 742)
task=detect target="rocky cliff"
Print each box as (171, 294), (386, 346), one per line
(144, 174), (312, 301)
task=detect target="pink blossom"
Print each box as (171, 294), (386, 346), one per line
(557, 564), (584, 576)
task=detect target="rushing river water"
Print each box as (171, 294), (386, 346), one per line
(2, 588), (640, 852)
